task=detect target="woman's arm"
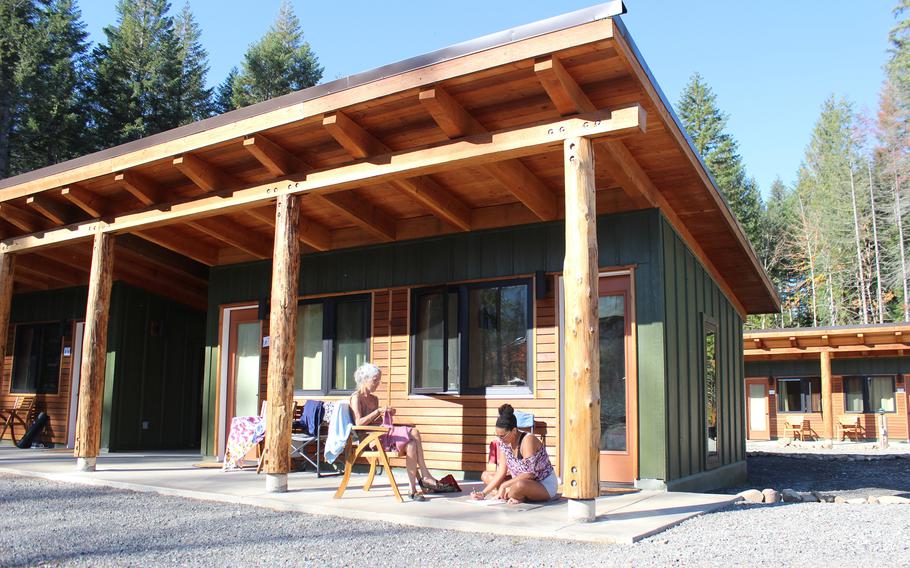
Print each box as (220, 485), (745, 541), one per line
(350, 394), (383, 426)
(476, 449), (509, 497)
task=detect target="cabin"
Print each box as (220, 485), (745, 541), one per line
(0, 2), (778, 503)
(744, 324), (910, 443)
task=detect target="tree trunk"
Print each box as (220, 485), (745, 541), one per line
(868, 160), (885, 323)
(797, 194), (819, 326)
(849, 163), (869, 323)
(895, 165), (909, 321)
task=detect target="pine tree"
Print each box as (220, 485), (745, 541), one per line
(887, 0), (910, 138)
(172, 2), (212, 123)
(231, 1), (323, 108)
(213, 66), (237, 114)
(676, 73), (763, 248)
(87, 0), (181, 146)
(9, 0), (90, 175)
(0, 0), (39, 178)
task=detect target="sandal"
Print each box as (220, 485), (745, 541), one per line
(409, 491), (427, 502)
(418, 477), (443, 493)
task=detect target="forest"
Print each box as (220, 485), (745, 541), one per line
(0, 1), (908, 331)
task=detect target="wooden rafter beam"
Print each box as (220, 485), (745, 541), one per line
(186, 217), (273, 259)
(1, 106), (646, 254)
(534, 55), (595, 116)
(115, 234), (209, 283)
(25, 194), (78, 225)
(0, 203), (53, 233)
(323, 110), (471, 231)
(173, 153), (236, 192)
(114, 171), (163, 206)
(247, 204), (332, 252)
(243, 135), (306, 176)
(315, 192), (395, 242)
(419, 85), (557, 222)
(60, 185), (106, 217)
(133, 229), (219, 266)
(19, 252), (87, 284)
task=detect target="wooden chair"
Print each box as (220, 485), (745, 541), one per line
(783, 415), (809, 440)
(333, 424), (404, 503)
(836, 415), (862, 441)
(0, 396), (37, 444)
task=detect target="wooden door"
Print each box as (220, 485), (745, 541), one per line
(225, 308), (262, 451)
(596, 275), (637, 483)
(745, 378), (770, 440)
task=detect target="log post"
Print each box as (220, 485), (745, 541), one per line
(562, 136), (600, 522)
(0, 253), (14, 379)
(264, 194), (300, 492)
(74, 232), (115, 471)
(820, 350), (833, 441)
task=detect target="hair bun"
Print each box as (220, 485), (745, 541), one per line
(498, 403), (514, 416)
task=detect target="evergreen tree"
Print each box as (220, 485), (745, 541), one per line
(676, 73), (763, 248)
(0, 0), (39, 178)
(231, 0), (322, 108)
(172, 2), (212, 123)
(87, 0), (181, 146)
(9, 0), (90, 175)
(887, 0), (910, 138)
(213, 66), (237, 114)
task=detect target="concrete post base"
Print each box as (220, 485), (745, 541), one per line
(567, 498), (596, 522)
(266, 473), (288, 493)
(75, 457), (96, 472)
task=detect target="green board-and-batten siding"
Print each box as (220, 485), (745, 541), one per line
(200, 208), (667, 477)
(746, 357), (910, 378)
(661, 217), (745, 488)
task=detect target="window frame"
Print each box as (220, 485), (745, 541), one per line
(843, 375), (897, 414)
(409, 277), (534, 396)
(701, 314), (720, 470)
(293, 293), (372, 397)
(9, 321), (66, 395)
(775, 376), (821, 414)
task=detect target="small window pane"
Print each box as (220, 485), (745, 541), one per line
(704, 323), (718, 462)
(845, 377), (864, 412)
(295, 303), (324, 391)
(778, 379), (802, 412)
(468, 284), (528, 389)
(599, 295), (627, 452)
(11, 323), (63, 394)
(446, 292), (459, 391)
(334, 299), (368, 391)
(806, 377), (821, 413)
(414, 293), (445, 390)
(868, 376), (895, 412)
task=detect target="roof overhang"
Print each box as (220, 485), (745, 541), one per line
(744, 323), (910, 361)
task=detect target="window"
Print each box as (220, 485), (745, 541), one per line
(294, 294), (370, 394)
(844, 376), (896, 413)
(411, 279), (532, 394)
(11, 322), (65, 394)
(776, 377), (821, 413)
(703, 316), (719, 469)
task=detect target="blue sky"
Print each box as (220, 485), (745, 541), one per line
(79, 1), (898, 197)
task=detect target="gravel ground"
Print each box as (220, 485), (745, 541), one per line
(747, 440), (910, 456)
(728, 454), (910, 499)
(2, 474), (910, 568)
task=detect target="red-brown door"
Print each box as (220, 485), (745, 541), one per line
(224, 307), (262, 457)
(596, 275), (637, 483)
(745, 378), (770, 440)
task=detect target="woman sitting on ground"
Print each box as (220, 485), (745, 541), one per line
(472, 404), (558, 503)
(349, 362), (441, 501)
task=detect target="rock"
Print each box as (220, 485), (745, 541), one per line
(801, 492), (819, 503)
(812, 491), (835, 503)
(834, 496), (847, 504)
(867, 495), (880, 504)
(781, 489), (802, 503)
(845, 498), (866, 504)
(762, 488), (780, 504)
(737, 489), (764, 504)
(877, 495), (910, 504)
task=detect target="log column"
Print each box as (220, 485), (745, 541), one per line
(0, 253), (14, 378)
(264, 194), (301, 492)
(820, 350), (833, 441)
(74, 232), (115, 471)
(562, 136), (601, 522)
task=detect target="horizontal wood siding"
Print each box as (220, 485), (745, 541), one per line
(662, 217), (744, 483)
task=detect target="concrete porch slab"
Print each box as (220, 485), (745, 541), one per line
(0, 448), (737, 544)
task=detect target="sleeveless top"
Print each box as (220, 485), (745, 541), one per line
(500, 432), (554, 481)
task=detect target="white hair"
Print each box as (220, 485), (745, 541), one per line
(353, 362), (381, 391)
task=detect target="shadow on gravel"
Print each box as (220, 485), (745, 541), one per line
(725, 454), (910, 494)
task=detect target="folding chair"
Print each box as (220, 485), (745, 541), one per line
(0, 396), (37, 444)
(290, 401), (340, 477)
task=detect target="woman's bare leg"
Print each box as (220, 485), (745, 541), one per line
(503, 479), (551, 503)
(403, 440), (419, 493)
(410, 429), (436, 482)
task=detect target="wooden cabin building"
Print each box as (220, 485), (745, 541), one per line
(744, 324), (910, 442)
(0, 2), (778, 497)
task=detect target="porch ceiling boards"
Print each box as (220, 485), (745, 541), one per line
(0, 5), (777, 315)
(744, 323), (910, 360)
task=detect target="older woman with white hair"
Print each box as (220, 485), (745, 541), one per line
(349, 362), (441, 501)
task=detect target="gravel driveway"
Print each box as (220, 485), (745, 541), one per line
(2, 473), (910, 568)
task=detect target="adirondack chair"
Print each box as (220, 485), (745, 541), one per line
(836, 415), (862, 441)
(333, 404), (406, 503)
(0, 396), (37, 444)
(782, 415), (810, 441)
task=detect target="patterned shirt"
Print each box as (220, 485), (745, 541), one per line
(499, 433), (554, 481)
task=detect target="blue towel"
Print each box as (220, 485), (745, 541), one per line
(324, 402), (353, 464)
(514, 410), (534, 429)
(302, 400), (324, 437)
